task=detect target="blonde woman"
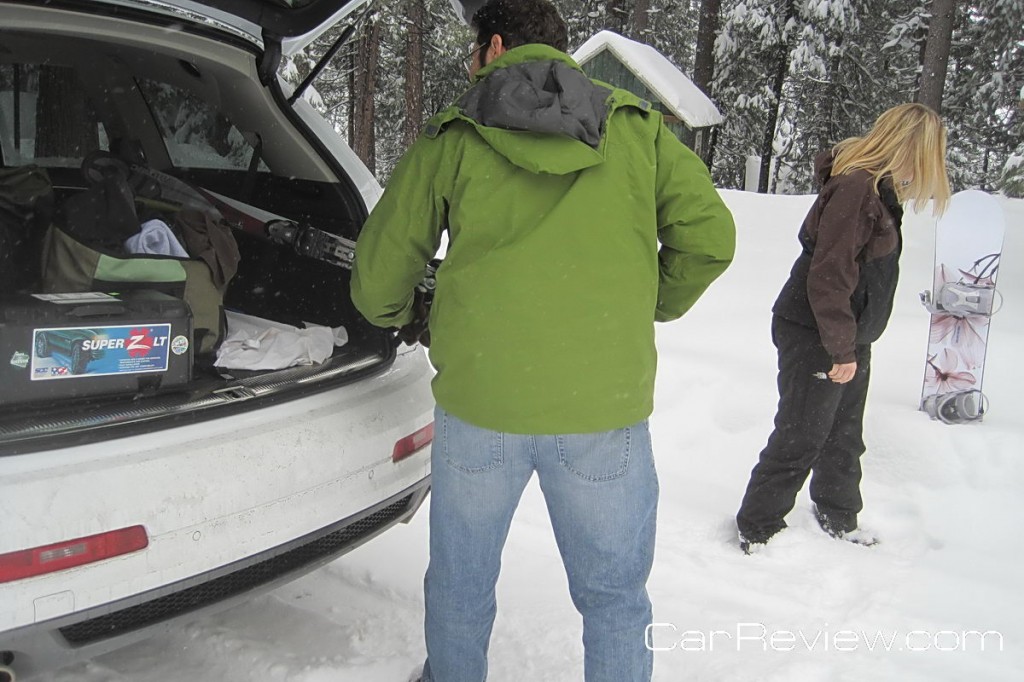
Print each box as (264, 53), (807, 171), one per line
(737, 103), (951, 553)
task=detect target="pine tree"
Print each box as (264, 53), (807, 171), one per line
(1000, 86), (1024, 197)
(776, 0), (878, 192)
(281, 1), (1019, 194)
(945, 0), (1024, 191)
(712, 0), (799, 190)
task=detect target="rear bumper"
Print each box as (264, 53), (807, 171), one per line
(0, 345), (435, 678)
(0, 477), (429, 676)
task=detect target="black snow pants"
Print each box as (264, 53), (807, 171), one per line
(736, 316), (872, 543)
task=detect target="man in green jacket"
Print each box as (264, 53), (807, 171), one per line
(352, 1), (734, 679)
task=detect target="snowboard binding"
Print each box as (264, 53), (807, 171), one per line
(922, 389), (988, 425)
(920, 282), (1000, 317)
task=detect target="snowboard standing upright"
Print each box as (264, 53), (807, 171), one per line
(920, 190), (1006, 423)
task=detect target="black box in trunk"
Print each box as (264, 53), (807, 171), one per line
(0, 290), (192, 407)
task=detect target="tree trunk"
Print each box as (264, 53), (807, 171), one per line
(607, 0), (630, 34)
(759, 0), (797, 193)
(35, 66), (97, 158)
(347, 51), (355, 150)
(692, 0), (721, 98)
(917, 0), (955, 113)
(819, 34), (845, 154)
(402, 0), (426, 150)
(692, 0), (722, 166)
(631, 0), (649, 39)
(350, 16), (380, 175)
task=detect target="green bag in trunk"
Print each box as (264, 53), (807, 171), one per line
(41, 225), (225, 355)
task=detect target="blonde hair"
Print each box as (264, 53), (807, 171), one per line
(832, 103), (951, 216)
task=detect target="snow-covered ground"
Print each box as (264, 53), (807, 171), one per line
(52, 189), (1024, 682)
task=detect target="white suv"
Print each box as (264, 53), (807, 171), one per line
(0, 1), (436, 678)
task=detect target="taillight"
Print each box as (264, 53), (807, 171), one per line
(392, 422), (434, 462)
(0, 525), (149, 583)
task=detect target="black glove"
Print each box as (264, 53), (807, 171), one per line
(396, 288), (431, 348)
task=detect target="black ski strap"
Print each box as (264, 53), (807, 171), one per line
(242, 133), (263, 203)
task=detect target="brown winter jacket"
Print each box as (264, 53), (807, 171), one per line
(772, 151), (904, 363)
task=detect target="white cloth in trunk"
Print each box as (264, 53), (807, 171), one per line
(124, 219), (189, 258)
(215, 310), (348, 371)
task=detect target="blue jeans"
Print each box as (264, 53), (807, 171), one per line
(422, 407), (658, 682)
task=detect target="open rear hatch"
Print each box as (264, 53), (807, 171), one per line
(0, 0), (404, 454)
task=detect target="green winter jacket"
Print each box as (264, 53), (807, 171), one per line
(352, 45), (735, 434)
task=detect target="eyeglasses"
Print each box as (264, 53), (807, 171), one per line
(463, 41), (487, 73)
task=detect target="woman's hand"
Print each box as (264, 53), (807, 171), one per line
(828, 362), (857, 384)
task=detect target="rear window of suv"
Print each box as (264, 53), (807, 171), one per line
(136, 78), (268, 172)
(0, 64), (265, 172)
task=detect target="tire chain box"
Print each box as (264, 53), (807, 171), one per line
(0, 290), (193, 407)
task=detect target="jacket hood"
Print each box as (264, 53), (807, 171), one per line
(427, 45), (640, 175)
(814, 149), (835, 186)
(815, 149), (900, 218)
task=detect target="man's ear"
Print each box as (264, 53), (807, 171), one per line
(489, 33), (506, 59)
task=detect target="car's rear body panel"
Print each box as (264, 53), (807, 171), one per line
(0, 346), (431, 673)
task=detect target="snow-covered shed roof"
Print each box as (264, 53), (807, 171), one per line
(572, 30), (723, 129)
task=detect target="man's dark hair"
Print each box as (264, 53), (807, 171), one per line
(472, 0), (568, 53)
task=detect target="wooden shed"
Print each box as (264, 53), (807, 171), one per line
(572, 30), (722, 162)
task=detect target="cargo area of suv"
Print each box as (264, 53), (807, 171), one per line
(0, 0), (397, 454)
